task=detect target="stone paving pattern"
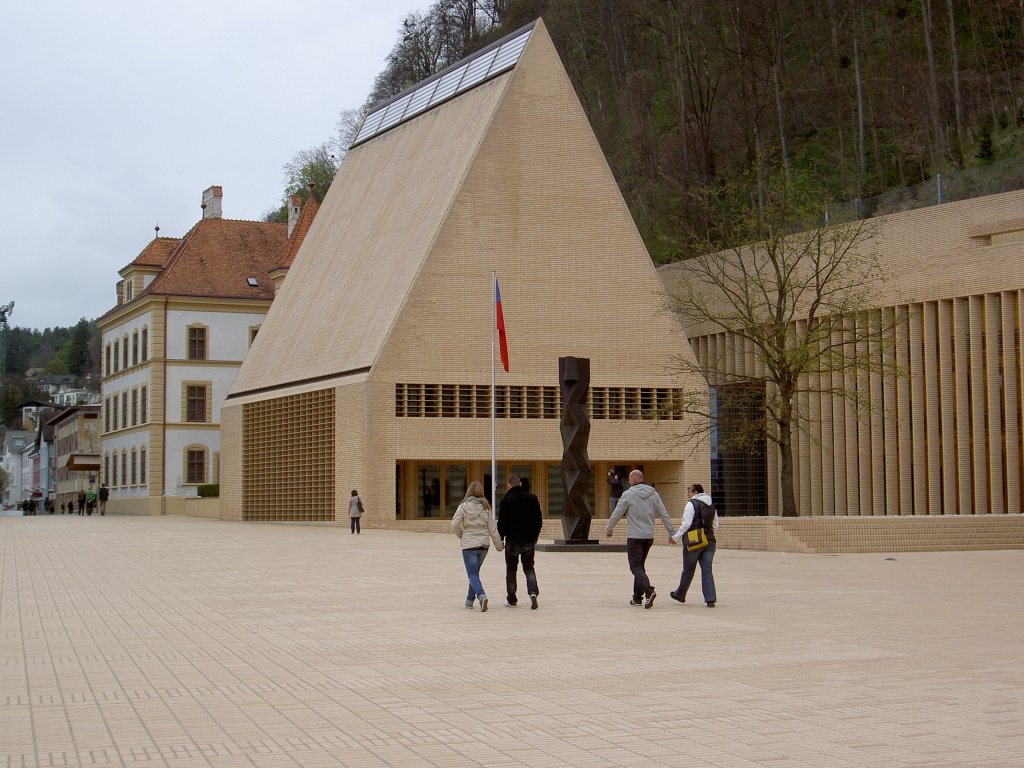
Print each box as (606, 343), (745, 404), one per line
(1, 516), (1022, 767)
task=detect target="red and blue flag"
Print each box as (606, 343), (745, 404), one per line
(495, 278), (509, 372)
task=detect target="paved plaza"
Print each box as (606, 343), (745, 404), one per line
(1, 515), (1022, 768)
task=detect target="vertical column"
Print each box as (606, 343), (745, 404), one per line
(954, 298), (972, 513)
(766, 379), (780, 517)
(969, 296), (988, 515)
(882, 308), (900, 515)
(868, 310), (886, 515)
(896, 306), (914, 514)
(985, 295), (1004, 514)
(809, 325), (824, 516)
(856, 313), (873, 515)
(819, 320), (836, 515)
(938, 300), (958, 516)
(707, 334), (719, 387)
(796, 321), (811, 515)
(909, 305), (928, 514)
(844, 316), (860, 515)
(923, 301), (942, 513)
(832, 322), (848, 514)
(1001, 292), (1020, 515)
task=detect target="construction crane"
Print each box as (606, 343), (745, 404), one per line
(0, 301), (13, 381)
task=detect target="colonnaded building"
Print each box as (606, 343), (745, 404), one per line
(662, 187), (1024, 520)
(220, 20), (710, 525)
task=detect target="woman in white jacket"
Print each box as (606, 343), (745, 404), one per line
(669, 483), (719, 607)
(451, 481), (503, 611)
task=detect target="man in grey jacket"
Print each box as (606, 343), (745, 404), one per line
(605, 469), (676, 608)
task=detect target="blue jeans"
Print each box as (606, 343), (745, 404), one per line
(462, 547), (489, 601)
(676, 543), (717, 603)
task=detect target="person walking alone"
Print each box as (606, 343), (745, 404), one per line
(348, 489), (363, 534)
(451, 481), (503, 611)
(605, 469), (675, 608)
(606, 468), (624, 514)
(670, 483), (719, 607)
(497, 474), (543, 609)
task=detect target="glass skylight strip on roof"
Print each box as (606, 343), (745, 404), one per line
(459, 48), (498, 90)
(406, 78), (438, 116)
(350, 22), (535, 148)
(489, 29), (531, 72)
(428, 65), (468, 106)
(354, 109), (386, 143)
(377, 92), (414, 132)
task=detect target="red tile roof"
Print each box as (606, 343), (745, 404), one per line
(145, 218), (289, 299)
(129, 237), (181, 269)
(278, 196), (319, 270)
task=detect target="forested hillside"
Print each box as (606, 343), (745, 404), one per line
(359, 0), (1024, 261)
(1, 319), (99, 425)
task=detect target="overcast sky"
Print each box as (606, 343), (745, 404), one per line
(1, 1), (421, 331)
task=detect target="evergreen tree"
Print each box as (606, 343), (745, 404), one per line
(65, 318), (92, 378)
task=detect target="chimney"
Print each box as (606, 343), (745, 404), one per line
(201, 186), (223, 219)
(287, 194), (302, 237)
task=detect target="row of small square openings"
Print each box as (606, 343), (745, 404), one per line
(394, 384), (688, 420)
(352, 23), (534, 147)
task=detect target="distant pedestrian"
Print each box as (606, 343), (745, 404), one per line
(606, 468), (624, 514)
(670, 483), (719, 607)
(497, 474), (543, 609)
(99, 484), (109, 515)
(451, 481), (503, 611)
(60, 502), (66, 514)
(67, 500), (74, 514)
(348, 489), (363, 534)
(77, 490), (86, 515)
(605, 469), (675, 608)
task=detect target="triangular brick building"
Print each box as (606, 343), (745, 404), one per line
(221, 20), (708, 524)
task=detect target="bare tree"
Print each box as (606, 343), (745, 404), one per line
(665, 173), (897, 517)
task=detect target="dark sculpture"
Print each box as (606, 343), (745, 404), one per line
(559, 356), (593, 541)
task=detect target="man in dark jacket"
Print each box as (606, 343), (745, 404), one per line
(497, 474), (544, 609)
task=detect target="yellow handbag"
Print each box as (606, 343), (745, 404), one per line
(685, 527), (709, 552)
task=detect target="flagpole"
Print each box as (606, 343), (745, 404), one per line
(491, 270), (497, 515)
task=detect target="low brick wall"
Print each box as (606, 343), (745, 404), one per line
(151, 506), (1024, 552)
(717, 515), (1024, 553)
(387, 515), (1024, 553)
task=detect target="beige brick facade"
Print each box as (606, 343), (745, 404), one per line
(221, 21), (709, 525)
(663, 188), (1024, 516)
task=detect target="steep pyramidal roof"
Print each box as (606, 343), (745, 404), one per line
(231, 19), (693, 397)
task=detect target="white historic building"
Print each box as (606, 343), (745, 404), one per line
(98, 186), (316, 514)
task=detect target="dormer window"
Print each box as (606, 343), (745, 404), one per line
(125, 280), (133, 300)
(246, 277), (258, 287)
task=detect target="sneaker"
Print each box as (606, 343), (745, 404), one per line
(530, 594), (538, 610)
(706, 601), (716, 608)
(644, 590), (657, 609)
(504, 600), (517, 607)
(629, 597), (644, 606)
(480, 597), (488, 612)
(669, 591), (685, 604)
(465, 599), (474, 609)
